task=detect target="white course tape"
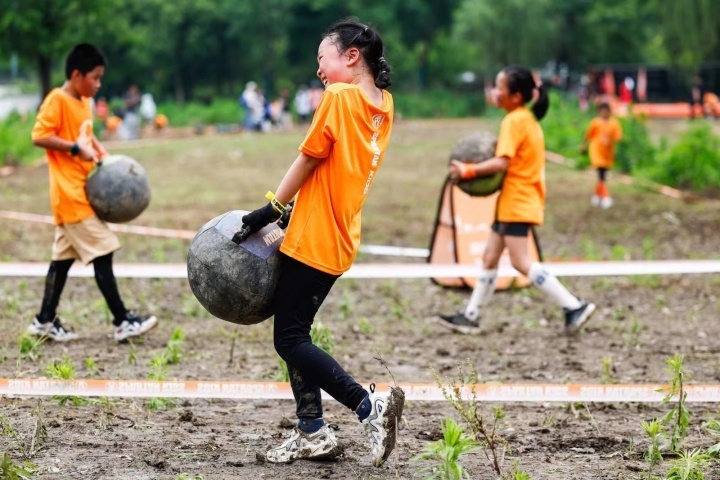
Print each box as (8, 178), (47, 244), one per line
(1, 260), (720, 279)
(0, 210), (426, 257)
(2, 379), (719, 402)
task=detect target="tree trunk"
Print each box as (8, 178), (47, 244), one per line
(38, 54), (52, 100)
(418, 42), (429, 93)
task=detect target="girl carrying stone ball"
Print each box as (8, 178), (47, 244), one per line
(237, 18), (404, 467)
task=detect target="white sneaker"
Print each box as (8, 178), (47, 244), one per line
(361, 384), (405, 467)
(113, 312), (158, 342)
(600, 197), (613, 209)
(27, 317), (79, 342)
(265, 425), (338, 463)
(591, 195), (601, 207)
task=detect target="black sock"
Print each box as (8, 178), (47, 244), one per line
(37, 259), (75, 323)
(93, 253), (127, 325)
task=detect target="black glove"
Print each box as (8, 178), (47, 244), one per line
(277, 200), (295, 230)
(232, 203), (281, 244)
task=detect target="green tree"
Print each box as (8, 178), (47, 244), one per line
(0, 0), (119, 98)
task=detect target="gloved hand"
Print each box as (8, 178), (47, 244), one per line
(232, 203), (281, 244)
(277, 200), (295, 230)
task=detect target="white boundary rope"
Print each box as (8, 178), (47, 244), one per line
(0, 210), (427, 257)
(1, 260), (719, 279)
(2, 379), (720, 402)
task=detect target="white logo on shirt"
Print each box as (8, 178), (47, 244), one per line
(372, 114), (385, 128)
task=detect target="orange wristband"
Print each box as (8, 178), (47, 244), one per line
(459, 163), (476, 179)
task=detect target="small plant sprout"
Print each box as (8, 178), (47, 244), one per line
(128, 340), (138, 365)
(412, 417), (478, 480)
(165, 328), (185, 365)
(660, 354), (690, 452)
(18, 334), (45, 364)
(665, 448), (709, 480)
(356, 316), (376, 335)
(641, 419), (664, 477)
(43, 356), (75, 380)
(431, 362), (510, 476)
(339, 291), (354, 319)
(85, 358), (99, 375)
(600, 356), (616, 384)
(0, 452), (37, 479)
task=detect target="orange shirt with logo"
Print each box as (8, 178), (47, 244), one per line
(32, 88), (97, 225)
(495, 106), (546, 225)
(586, 117), (622, 169)
(281, 83), (394, 275)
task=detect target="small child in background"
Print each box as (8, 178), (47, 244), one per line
(581, 102), (623, 209)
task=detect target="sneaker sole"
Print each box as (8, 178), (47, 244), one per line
(565, 303), (597, 334)
(434, 316), (481, 335)
(375, 386), (405, 467)
(114, 315), (159, 342)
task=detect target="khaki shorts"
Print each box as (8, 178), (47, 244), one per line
(52, 215), (121, 265)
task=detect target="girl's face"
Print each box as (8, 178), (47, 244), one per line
(316, 35), (359, 87)
(492, 71), (523, 111)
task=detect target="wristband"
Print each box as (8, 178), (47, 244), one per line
(265, 191), (287, 215)
(459, 163), (476, 179)
(70, 143), (80, 156)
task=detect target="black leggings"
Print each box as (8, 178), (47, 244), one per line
(37, 253), (127, 325)
(597, 167), (608, 182)
(273, 254), (367, 420)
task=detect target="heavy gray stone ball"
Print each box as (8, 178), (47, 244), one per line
(449, 132), (505, 197)
(86, 154), (151, 223)
(187, 210), (284, 325)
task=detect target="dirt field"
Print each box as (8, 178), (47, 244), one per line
(1, 119), (719, 479)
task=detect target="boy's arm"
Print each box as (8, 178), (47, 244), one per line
(33, 136), (98, 163)
(91, 135), (108, 158)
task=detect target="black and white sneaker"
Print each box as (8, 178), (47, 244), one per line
(27, 316), (79, 342)
(436, 312), (481, 334)
(265, 425), (339, 463)
(361, 383), (405, 467)
(113, 311), (158, 342)
(564, 302), (596, 334)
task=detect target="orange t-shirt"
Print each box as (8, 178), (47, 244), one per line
(280, 83), (394, 275)
(586, 117), (622, 169)
(32, 88), (97, 225)
(494, 106), (546, 225)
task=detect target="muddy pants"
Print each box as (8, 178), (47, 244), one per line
(273, 254), (368, 420)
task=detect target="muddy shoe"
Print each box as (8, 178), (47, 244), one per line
(362, 383), (405, 467)
(113, 311), (158, 342)
(436, 312), (481, 335)
(564, 302), (596, 334)
(27, 316), (78, 342)
(265, 425), (338, 463)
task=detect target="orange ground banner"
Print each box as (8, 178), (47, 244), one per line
(428, 178), (541, 290)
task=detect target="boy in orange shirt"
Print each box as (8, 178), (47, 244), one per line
(29, 43), (157, 342)
(581, 102), (623, 208)
(439, 66), (596, 335)
(237, 19), (403, 467)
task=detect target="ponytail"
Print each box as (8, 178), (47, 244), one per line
(502, 65), (550, 121)
(532, 84), (549, 120)
(325, 17), (392, 89)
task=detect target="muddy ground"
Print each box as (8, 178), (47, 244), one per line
(1, 119), (719, 479)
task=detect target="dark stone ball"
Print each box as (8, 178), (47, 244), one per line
(86, 154), (151, 223)
(187, 210), (284, 325)
(449, 132), (505, 197)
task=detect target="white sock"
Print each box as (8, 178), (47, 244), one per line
(464, 269), (497, 321)
(527, 262), (582, 310)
